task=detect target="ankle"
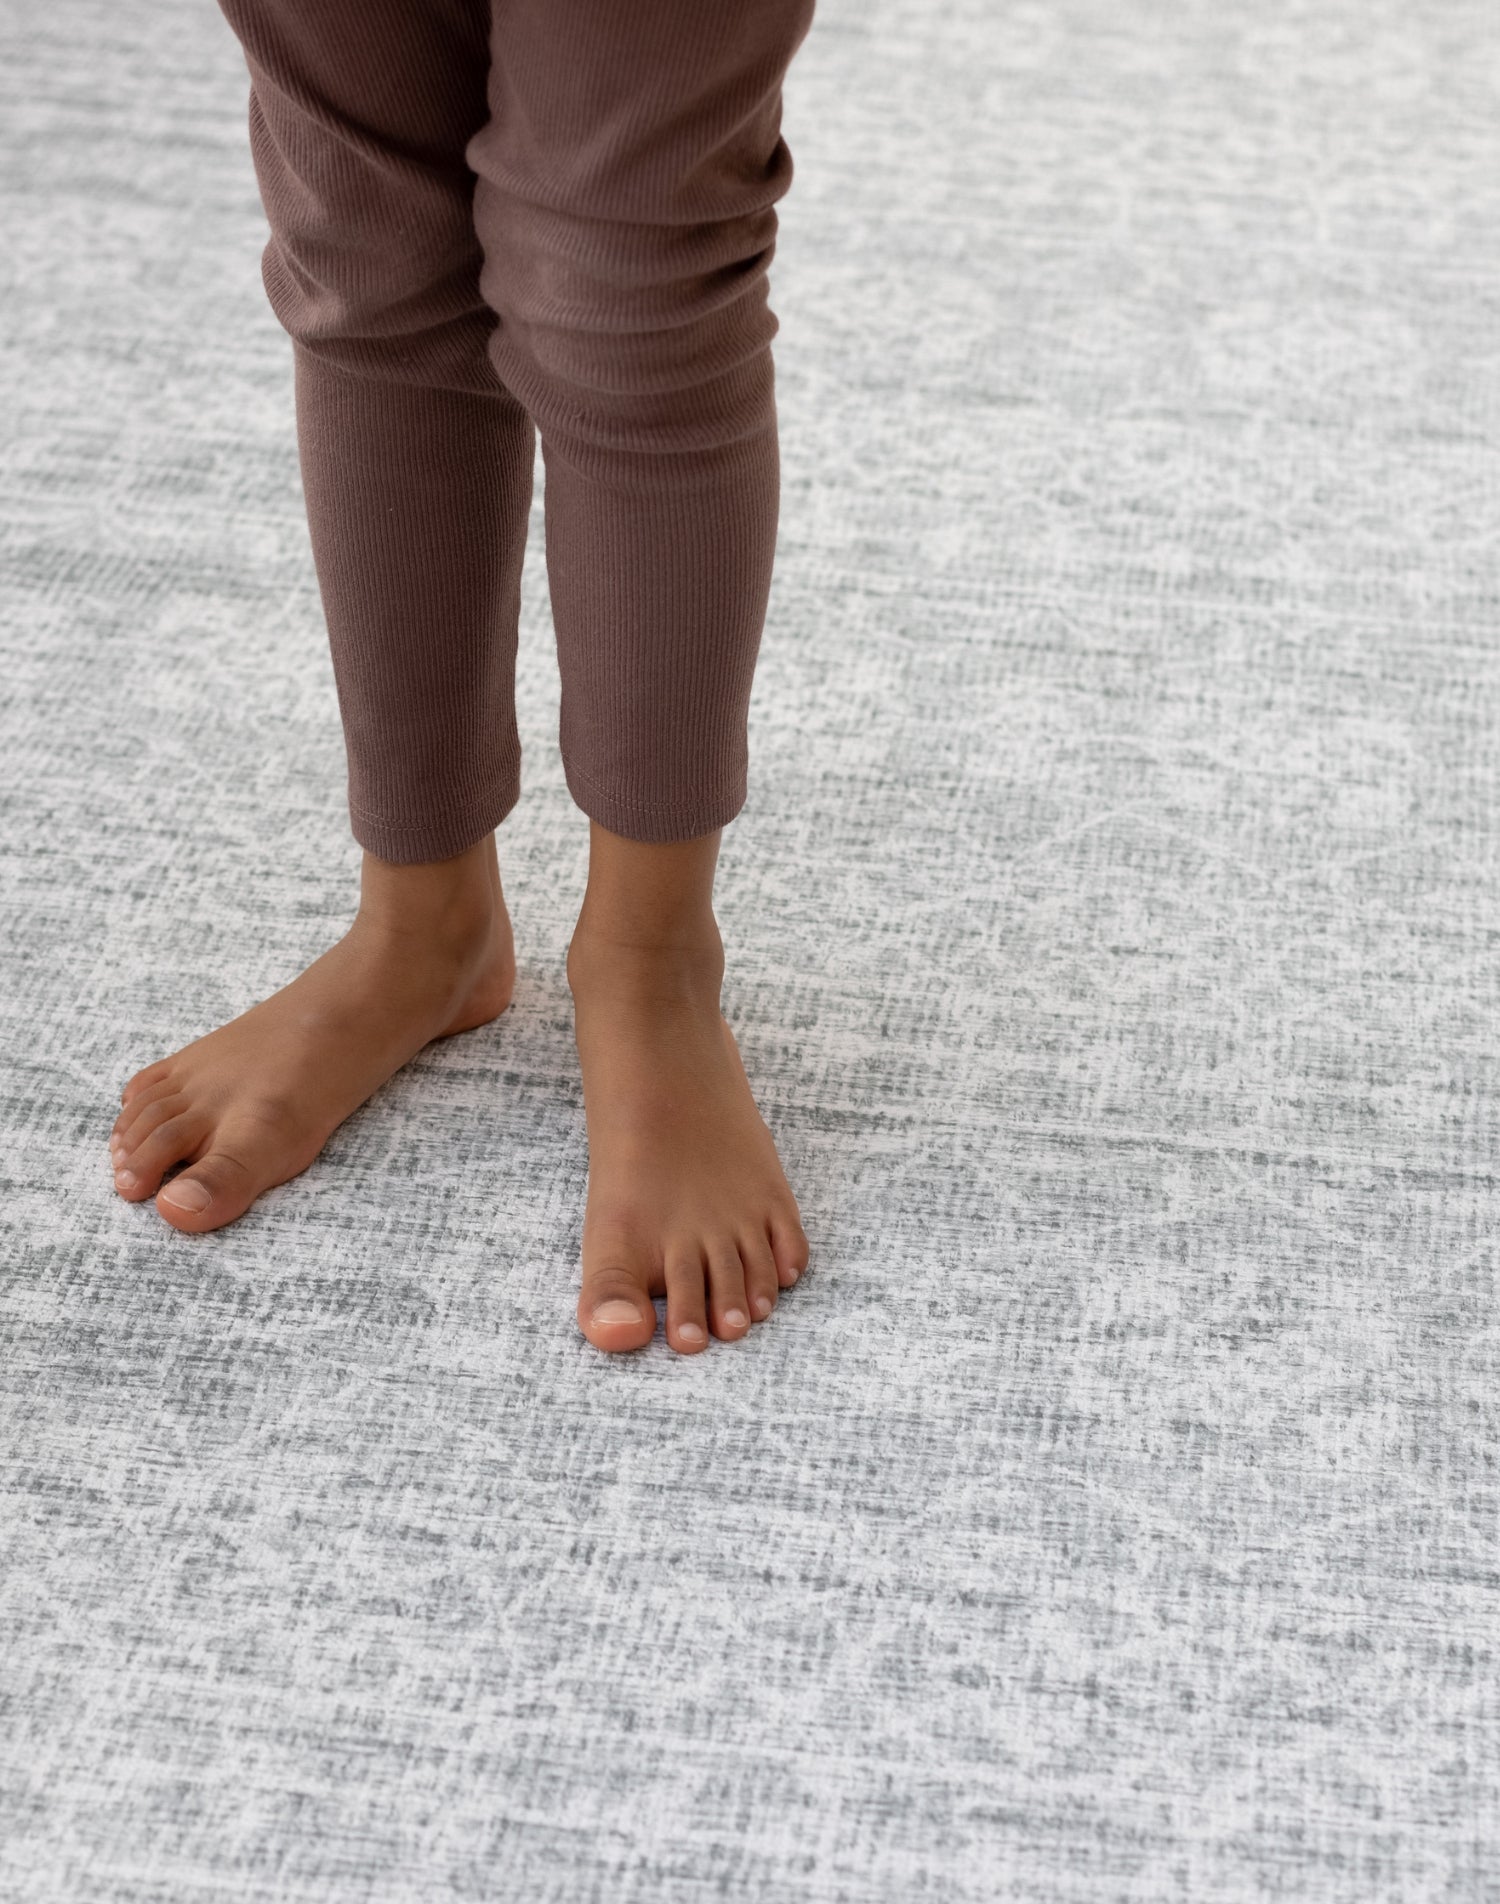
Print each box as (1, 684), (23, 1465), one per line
(355, 840), (503, 950)
(566, 916), (725, 1001)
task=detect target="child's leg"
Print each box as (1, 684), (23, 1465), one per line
(466, 0), (816, 1350)
(237, 0), (537, 860)
(110, 0), (522, 1226)
(471, 0), (816, 842)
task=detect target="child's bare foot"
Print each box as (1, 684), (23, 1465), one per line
(565, 825), (810, 1356)
(108, 835), (514, 1232)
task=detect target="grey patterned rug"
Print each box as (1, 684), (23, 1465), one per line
(2, 0), (1497, 1898)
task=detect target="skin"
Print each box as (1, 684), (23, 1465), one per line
(107, 823), (809, 1353)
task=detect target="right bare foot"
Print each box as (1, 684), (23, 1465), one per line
(107, 834), (514, 1233)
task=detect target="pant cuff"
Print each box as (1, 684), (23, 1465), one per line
(349, 772), (522, 865)
(562, 756), (747, 844)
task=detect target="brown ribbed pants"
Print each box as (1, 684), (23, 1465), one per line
(215, 0), (816, 861)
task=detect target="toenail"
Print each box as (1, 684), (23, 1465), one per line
(592, 1298), (644, 1328)
(114, 1168), (137, 1189)
(753, 1296), (772, 1318)
(677, 1322), (705, 1346)
(724, 1307), (747, 1329)
(159, 1178), (211, 1212)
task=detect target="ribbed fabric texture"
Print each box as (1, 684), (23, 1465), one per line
(216, 0), (816, 860)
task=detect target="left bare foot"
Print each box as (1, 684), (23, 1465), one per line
(565, 922), (809, 1355)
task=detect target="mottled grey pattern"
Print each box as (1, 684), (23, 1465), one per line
(2, 0), (1498, 1898)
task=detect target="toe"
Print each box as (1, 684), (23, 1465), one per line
(740, 1227), (781, 1323)
(120, 1061), (171, 1108)
(578, 1244), (657, 1354)
(116, 1109), (208, 1200)
(113, 1089), (187, 1160)
(705, 1238), (750, 1340)
(770, 1207), (810, 1287)
(663, 1244), (709, 1354)
(155, 1145), (261, 1233)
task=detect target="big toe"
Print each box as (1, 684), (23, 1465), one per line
(578, 1258), (657, 1354)
(155, 1148), (260, 1234)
